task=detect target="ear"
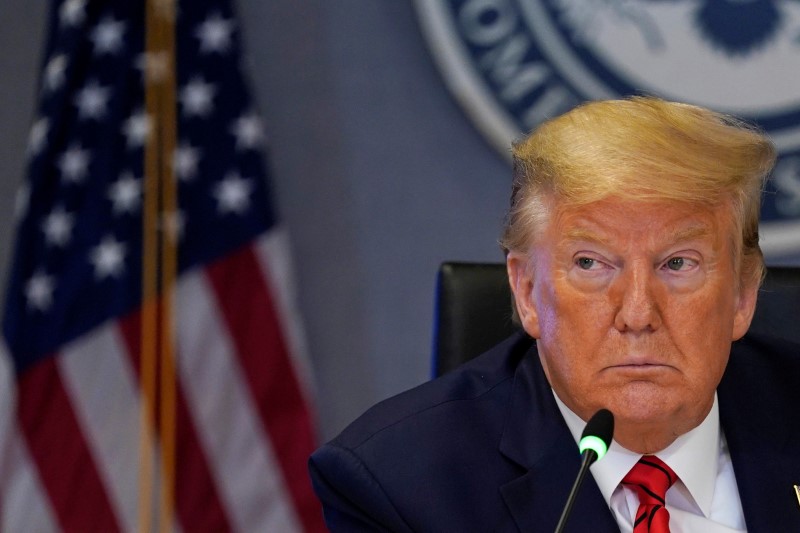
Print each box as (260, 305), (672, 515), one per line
(731, 278), (758, 341)
(506, 251), (541, 339)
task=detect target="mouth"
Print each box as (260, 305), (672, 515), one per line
(609, 353), (672, 368)
(606, 363), (674, 375)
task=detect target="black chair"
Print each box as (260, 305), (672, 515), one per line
(432, 262), (800, 377)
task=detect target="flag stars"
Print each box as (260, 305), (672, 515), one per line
(41, 206), (75, 247)
(180, 77), (216, 117)
(59, 0), (87, 28)
(90, 17), (126, 55)
(231, 112), (264, 151)
(28, 118), (50, 155)
(122, 109), (152, 148)
(213, 172), (253, 215)
(173, 143), (201, 181)
(195, 13), (235, 54)
(58, 144), (91, 183)
(25, 270), (56, 312)
(43, 54), (68, 93)
(108, 172), (142, 215)
(89, 235), (127, 280)
(74, 80), (111, 120)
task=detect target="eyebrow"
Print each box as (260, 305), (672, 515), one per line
(668, 225), (713, 243)
(562, 224), (712, 247)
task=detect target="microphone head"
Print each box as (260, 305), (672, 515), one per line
(578, 409), (614, 461)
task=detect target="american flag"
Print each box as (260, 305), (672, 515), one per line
(0, 0), (324, 531)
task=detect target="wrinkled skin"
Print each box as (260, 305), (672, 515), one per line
(507, 198), (758, 453)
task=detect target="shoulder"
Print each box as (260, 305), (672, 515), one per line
(721, 332), (800, 433)
(329, 332), (533, 452)
(727, 332), (800, 384)
(308, 332), (536, 530)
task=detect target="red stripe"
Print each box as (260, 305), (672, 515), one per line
(16, 356), (120, 532)
(117, 310), (234, 533)
(206, 243), (325, 532)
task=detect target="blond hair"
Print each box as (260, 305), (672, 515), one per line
(501, 96), (776, 288)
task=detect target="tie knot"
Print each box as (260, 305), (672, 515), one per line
(622, 455), (677, 506)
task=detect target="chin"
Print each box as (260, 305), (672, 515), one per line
(606, 384), (681, 425)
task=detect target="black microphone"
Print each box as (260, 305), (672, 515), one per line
(554, 408), (614, 533)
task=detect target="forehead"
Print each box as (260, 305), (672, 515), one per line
(543, 198), (735, 250)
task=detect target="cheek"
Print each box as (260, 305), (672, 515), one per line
(537, 281), (613, 344)
(665, 285), (737, 354)
(662, 288), (735, 394)
(535, 287), (611, 381)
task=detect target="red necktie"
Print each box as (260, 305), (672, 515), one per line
(621, 456), (677, 533)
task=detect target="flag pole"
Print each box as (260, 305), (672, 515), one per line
(141, 0), (178, 531)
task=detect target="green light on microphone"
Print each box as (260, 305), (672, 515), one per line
(579, 435), (608, 460)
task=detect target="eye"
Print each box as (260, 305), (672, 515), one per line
(662, 256), (698, 272)
(666, 257), (685, 271)
(573, 253), (614, 275)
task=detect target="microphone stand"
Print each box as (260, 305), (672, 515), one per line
(553, 408), (613, 532)
(554, 449), (597, 533)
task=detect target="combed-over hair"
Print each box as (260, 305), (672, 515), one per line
(500, 96), (776, 289)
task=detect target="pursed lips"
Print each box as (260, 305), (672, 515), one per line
(605, 355), (674, 370)
(601, 362), (676, 383)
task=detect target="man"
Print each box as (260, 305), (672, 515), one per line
(309, 97), (800, 531)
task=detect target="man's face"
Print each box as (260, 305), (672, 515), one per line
(507, 197), (758, 452)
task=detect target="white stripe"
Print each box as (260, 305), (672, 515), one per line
(57, 323), (142, 533)
(0, 340), (58, 532)
(58, 322), (185, 533)
(0, 428), (59, 533)
(0, 339), (15, 484)
(176, 269), (302, 532)
(253, 229), (315, 402)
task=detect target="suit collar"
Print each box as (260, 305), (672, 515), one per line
(498, 342), (619, 532)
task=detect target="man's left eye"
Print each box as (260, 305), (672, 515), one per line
(666, 257), (686, 271)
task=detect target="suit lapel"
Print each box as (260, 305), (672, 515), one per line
(498, 345), (619, 532)
(719, 335), (800, 532)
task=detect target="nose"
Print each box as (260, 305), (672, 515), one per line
(613, 263), (662, 333)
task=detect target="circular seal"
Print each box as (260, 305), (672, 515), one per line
(415, 0), (800, 256)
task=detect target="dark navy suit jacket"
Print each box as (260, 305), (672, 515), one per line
(309, 332), (800, 532)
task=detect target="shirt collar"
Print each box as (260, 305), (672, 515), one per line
(553, 390), (720, 517)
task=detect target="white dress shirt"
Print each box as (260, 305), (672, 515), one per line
(554, 392), (747, 532)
